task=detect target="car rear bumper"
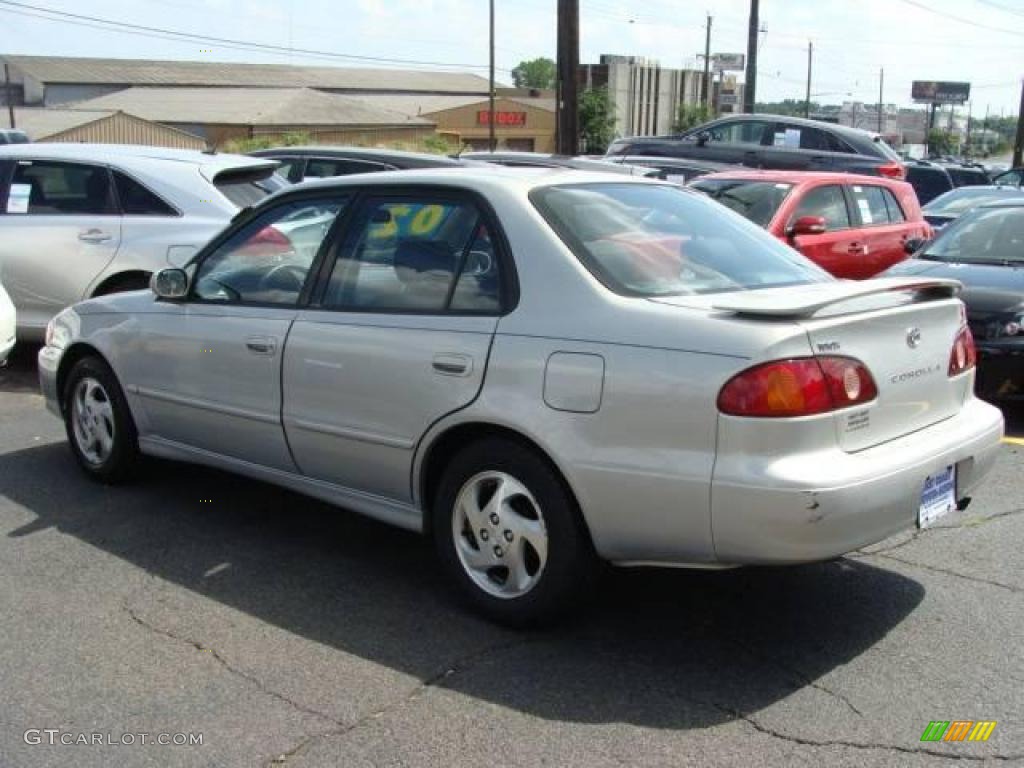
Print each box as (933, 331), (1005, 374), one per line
(976, 343), (1023, 401)
(711, 397), (1005, 564)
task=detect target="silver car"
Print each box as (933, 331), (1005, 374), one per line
(0, 280), (14, 364)
(0, 143), (284, 340)
(38, 168), (1004, 625)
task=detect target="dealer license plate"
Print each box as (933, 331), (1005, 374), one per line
(918, 465), (956, 528)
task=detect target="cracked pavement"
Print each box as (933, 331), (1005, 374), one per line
(1, 346), (1023, 767)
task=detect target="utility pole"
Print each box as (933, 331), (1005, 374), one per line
(488, 0), (496, 151)
(804, 42), (812, 119)
(877, 68), (884, 134)
(744, 0), (759, 113)
(4, 62), (14, 130)
(1013, 78), (1024, 168)
(702, 15), (712, 112)
(556, 0), (579, 155)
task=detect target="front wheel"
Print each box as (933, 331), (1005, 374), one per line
(432, 438), (598, 627)
(63, 356), (139, 483)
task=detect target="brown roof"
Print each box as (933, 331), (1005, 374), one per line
(3, 54), (493, 94)
(71, 87), (436, 127)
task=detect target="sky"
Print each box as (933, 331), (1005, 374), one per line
(0, 0), (1021, 116)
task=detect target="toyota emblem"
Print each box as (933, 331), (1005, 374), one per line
(906, 327), (922, 348)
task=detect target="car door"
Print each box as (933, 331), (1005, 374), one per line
(786, 183), (865, 278)
(847, 183), (909, 276)
(0, 159), (122, 333)
(694, 119), (775, 166)
(282, 190), (505, 502)
(122, 194), (350, 470)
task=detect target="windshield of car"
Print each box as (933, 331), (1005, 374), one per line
(530, 183), (831, 297)
(922, 206), (1024, 264)
(214, 168), (288, 208)
(688, 179), (793, 227)
(923, 188), (1024, 217)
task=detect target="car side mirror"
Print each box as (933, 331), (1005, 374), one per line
(787, 215), (827, 237)
(151, 268), (189, 300)
(696, 131), (711, 147)
(904, 237), (927, 255)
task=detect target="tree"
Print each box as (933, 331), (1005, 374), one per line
(673, 103), (712, 133)
(927, 128), (956, 157)
(578, 87), (616, 153)
(511, 57), (556, 90)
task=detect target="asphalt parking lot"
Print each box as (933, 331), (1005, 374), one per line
(1, 344), (1022, 768)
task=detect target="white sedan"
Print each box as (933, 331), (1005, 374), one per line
(38, 169), (1004, 625)
(0, 280), (14, 365)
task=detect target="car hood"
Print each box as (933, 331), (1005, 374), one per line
(884, 258), (1024, 313)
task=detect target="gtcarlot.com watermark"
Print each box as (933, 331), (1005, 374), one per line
(24, 729), (203, 747)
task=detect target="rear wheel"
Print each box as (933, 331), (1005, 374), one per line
(63, 356), (139, 483)
(432, 438), (598, 627)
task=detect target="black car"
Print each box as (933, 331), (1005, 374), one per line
(603, 155), (740, 182)
(884, 200), (1024, 400)
(994, 168), (1023, 188)
(605, 114), (905, 178)
(459, 151), (658, 176)
(922, 186), (1024, 229)
(249, 146), (474, 183)
(941, 163), (991, 188)
(904, 160), (955, 206)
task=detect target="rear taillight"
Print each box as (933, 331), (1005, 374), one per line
(718, 356), (878, 417)
(948, 326), (976, 377)
(878, 162), (906, 180)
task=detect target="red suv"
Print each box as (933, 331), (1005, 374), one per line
(690, 171), (931, 279)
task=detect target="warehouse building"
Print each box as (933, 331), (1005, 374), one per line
(10, 107), (204, 148)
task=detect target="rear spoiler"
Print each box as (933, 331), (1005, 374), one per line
(711, 277), (962, 318)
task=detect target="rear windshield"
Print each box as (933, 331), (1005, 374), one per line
(924, 188), (1024, 217)
(873, 136), (902, 162)
(214, 168), (288, 208)
(688, 178), (792, 227)
(925, 206), (1024, 264)
(530, 183), (830, 297)
(946, 168), (989, 187)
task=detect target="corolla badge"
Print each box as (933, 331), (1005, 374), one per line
(906, 327), (922, 349)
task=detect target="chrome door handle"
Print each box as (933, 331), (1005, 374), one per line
(432, 354), (472, 376)
(245, 336), (277, 355)
(78, 229), (112, 243)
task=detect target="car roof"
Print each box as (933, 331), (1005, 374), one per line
(977, 199), (1024, 209)
(691, 170), (902, 186)
(0, 142), (276, 172)
(250, 146), (465, 166)
(263, 165), (670, 201)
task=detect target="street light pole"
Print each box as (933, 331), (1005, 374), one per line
(556, 0), (579, 155)
(804, 41), (812, 119)
(703, 15), (712, 112)
(1014, 78), (1024, 168)
(744, 0), (758, 113)
(488, 0), (496, 151)
(877, 68), (884, 134)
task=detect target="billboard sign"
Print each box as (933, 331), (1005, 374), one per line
(911, 81), (970, 104)
(712, 53), (745, 72)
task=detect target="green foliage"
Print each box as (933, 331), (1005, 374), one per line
(511, 57), (556, 90)
(673, 103), (712, 133)
(420, 133), (456, 155)
(927, 128), (956, 156)
(578, 87), (616, 153)
(221, 131), (312, 154)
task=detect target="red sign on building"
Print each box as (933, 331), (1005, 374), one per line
(477, 111), (527, 126)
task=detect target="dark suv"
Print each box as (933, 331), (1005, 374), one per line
(249, 146), (472, 183)
(606, 114), (905, 179)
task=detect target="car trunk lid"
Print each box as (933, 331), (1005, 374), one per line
(661, 277), (969, 451)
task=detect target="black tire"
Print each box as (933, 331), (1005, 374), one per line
(432, 437), (599, 627)
(62, 356), (139, 484)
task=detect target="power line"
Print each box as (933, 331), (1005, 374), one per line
(0, 0), (514, 72)
(893, 0), (1024, 36)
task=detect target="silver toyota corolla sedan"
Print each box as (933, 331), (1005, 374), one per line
(0, 143), (284, 341)
(38, 168), (1005, 625)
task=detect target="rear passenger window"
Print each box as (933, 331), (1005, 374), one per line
(798, 127), (845, 152)
(850, 185), (890, 226)
(791, 185), (850, 230)
(113, 171), (177, 216)
(881, 188), (905, 222)
(324, 197), (501, 313)
(10, 160), (115, 215)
